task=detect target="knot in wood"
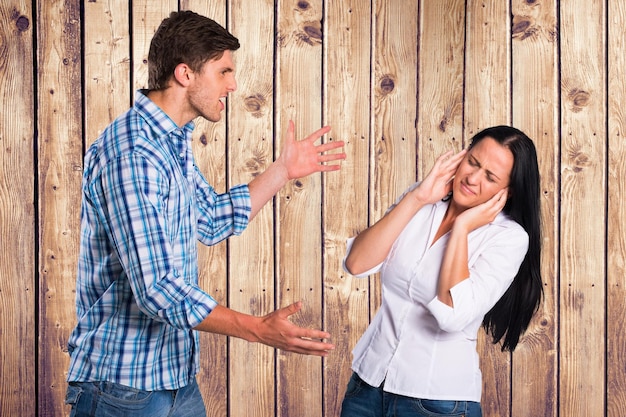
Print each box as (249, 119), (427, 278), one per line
(245, 154), (266, 175)
(297, 1), (310, 10)
(297, 24), (322, 45)
(439, 115), (449, 132)
(379, 75), (395, 94)
(512, 18), (531, 35)
(15, 15), (30, 32)
(244, 94), (266, 117)
(303, 24), (322, 43)
(568, 88), (590, 112)
(568, 147), (591, 173)
(512, 15), (541, 41)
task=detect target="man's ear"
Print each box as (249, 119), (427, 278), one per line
(173, 63), (192, 87)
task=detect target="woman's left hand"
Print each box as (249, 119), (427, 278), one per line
(455, 187), (508, 233)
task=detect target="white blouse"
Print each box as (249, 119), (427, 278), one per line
(343, 192), (529, 402)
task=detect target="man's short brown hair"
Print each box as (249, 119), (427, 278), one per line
(148, 10), (240, 90)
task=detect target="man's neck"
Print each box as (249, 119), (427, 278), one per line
(146, 88), (195, 127)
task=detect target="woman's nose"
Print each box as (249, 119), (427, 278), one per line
(466, 168), (481, 184)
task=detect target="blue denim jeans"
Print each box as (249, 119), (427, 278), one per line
(340, 372), (482, 417)
(65, 379), (206, 417)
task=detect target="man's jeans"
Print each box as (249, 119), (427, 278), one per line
(65, 379), (206, 417)
(340, 372), (483, 417)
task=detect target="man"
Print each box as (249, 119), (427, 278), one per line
(65, 10), (345, 417)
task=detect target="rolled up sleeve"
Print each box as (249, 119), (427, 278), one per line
(194, 167), (251, 245)
(426, 224), (529, 333)
(343, 236), (384, 277)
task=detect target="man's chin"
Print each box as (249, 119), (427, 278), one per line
(203, 113), (222, 123)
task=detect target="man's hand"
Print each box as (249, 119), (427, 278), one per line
(195, 302), (335, 357)
(253, 301), (335, 356)
(276, 120), (346, 180)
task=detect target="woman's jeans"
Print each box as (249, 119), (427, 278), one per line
(340, 372), (483, 417)
(65, 378), (206, 417)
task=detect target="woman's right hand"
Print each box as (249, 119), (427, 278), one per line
(411, 149), (467, 204)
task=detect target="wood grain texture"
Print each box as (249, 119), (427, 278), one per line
(227, 1), (276, 416)
(418, 0), (465, 167)
(511, 0), (559, 416)
(463, 2), (512, 416)
(0, 2), (35, 416)
(275, 1), (325, 416)
(367, 0), (419, 315)
(132, 0), (176, 90)
(322, 1), (372, 416)
(83, 0), (130, 146)
(559, 1), (607, 416)
(607, 0), (626, 416)
(36, 0), (83, 415)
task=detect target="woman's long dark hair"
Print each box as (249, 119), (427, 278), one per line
(469, 126), (543, 352)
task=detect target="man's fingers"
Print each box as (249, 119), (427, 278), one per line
(287, 337), (335, 356)
(314, 139), (345, 152)
(281, 301), (302, 318)
(304, 125), (332, 141)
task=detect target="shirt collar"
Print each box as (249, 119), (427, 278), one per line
(134, 89), (195, 139)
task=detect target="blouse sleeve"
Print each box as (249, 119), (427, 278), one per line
(342, 182), (422, 278)
(342, 236), (384, 277)
(426, 220), (529, 333)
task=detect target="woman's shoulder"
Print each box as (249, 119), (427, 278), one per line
(486, 212), (528, 243)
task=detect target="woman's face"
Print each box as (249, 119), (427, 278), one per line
(452, 137), (514, 209)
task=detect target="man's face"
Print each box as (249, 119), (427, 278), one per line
(187, 50), (237, 122)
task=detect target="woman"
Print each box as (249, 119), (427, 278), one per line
(340, 126), (542, 417)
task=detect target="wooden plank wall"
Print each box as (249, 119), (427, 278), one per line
(1, 0), (625, 416)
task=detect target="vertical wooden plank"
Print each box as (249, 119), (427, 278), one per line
(369, 0), (419, 315)
(510, 1), (559, 416)
(418, 0), (465, 186)
(180, 2), (230, 416)
(607, 0), (626, 415)
(83, 0), (130, 146)
(0, 2), (35, 416)
(275, 1), (325, 415)
(37, 0), (83, 415)
(464, 0), (511, 134)
(559, 1), (606, 415)
(322, 1), (371, 416)
(227, 1), (276, 415)
(463, 1), (512, 416)
(132, 0), (176, 90)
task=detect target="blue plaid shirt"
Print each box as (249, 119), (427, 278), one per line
(67, 90), (251, 390)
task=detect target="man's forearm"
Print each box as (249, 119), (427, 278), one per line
(193, 305), (260, 342)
